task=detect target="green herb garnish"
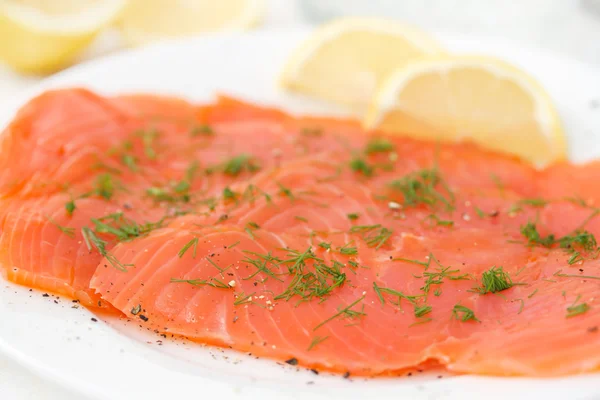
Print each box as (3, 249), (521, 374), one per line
(452, 304), (480, 322)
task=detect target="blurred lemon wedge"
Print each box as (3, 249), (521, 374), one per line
(118, 0), (266, 47)
(0, 0), (126, 74)
(280, 17), (446, 112)
(364, 56), (566, 166)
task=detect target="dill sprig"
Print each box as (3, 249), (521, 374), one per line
(241, 251), (283, 282)
(277, 182), (295, 200)
(520, 222), (555, 247)
(47, 215), (75, 238)
(136, 129), (159, 160)
(472, 266), (514, 294)
(388, 167), (454, 210)
(337, 242), (358, 255)
(553, 269), (600, 280)
(423, 214), (454, 227)
(170, 277), (232, 289)
(452, 304), (480, 322)
(178, 238), (199, 258)
(91, 212), (163, 242)
(349, 157), (374, 177)
(566, 296), (590, 318)
(222, 186), (238, 202)
(233, 291), (255, 306)
(81, 227), (130, 272)
(222, 154), (260, 176)
(307, 335), (329, 351)
(372, 282), (422, 308)
(190, 124), (214, 136)
(65, 199), (76, 216)
(365, 138), (395, 154)
(349, 224), (393, 250)
(242, 184), (271, 204)
(414, 304), (432, 318)
(313, 296), (365, 331)
(275, 248), (346, 304)
(93, 174), (118, 200)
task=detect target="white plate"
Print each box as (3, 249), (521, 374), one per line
(1, 30), (600, 400)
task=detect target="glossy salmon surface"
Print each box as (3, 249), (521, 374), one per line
(2, 88), (600, 377)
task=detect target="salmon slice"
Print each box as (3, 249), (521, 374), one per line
(2, 88), (600, 377)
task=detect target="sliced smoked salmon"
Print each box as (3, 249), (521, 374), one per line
(1, 88), (600, 377)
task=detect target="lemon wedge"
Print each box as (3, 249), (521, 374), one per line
(0, 0), (126, 74)
(364, 56), (566, 166)
(280, 17), (445, 112)
(118, 0), (266, 47)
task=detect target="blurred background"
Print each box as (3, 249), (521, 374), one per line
(0, 0), (599, 105)
(0, 0), (599, 399)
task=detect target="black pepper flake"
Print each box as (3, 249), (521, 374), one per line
(233, 316), (239, 323)
(253, 282), (258, 286)
(310, 369), (319, 375)
(437, 375), (443, 379)
(588, 326), (599, 333)
(285, 358), (298, 366)
(407, 372), (412, 377)
(53, 300), (58, 304)
(42, 293), (49, 297)
(579, 269), (584, 272)
(490, 211), (499, 217)
(72, 299), (79, 303)
(343, 371), (351, 379)
(131, 304), (142, 315)
(91, 317), (98, 322)
(139, 314), (149, 322)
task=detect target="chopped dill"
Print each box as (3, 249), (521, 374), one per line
(349, 156), (373, 177)
(275, 248), (346, 303)
(388, 167), (454, 210)
(136, 129), (159, 160)
(520, 222), (555, 247)
(170, 277), (231, 289)
(365, 138), (395, 154)
(347, 213), (360, 220)
(337, 242), (358, 256)
(277, 182), (295, 200)
(233, 291), (255, 306)
(318, 242), (331, 250)
(121, 154), (138, 172)
(474, 207), (486, 218)
(47, 215), (75, 238)
(452, 304), (480, 322)
(65, 200), (76, 216)
(553, 269), (600, 280)
(350, 224), (392, 250)
(473, 266), (514, 294)
(223, 154), (260, 176)
(307, 335), (329, 351)
(414, 304), (432, 318)
(528, 289), (538, 298)
(81, 227), (130, 272)
(190, 124), (214, 136)
(294, 216), (308, 222)
(566, 295), (590, 318)
(93, 174), (117, 200)
(313, 296), (366, 331)
(222, 186), (238, 202)
(423, 214), (454, 227)
(178, 237), (199, 258)
(372, 282), (421, 308)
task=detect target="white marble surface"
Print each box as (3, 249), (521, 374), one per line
(0, 1), (599, 399)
